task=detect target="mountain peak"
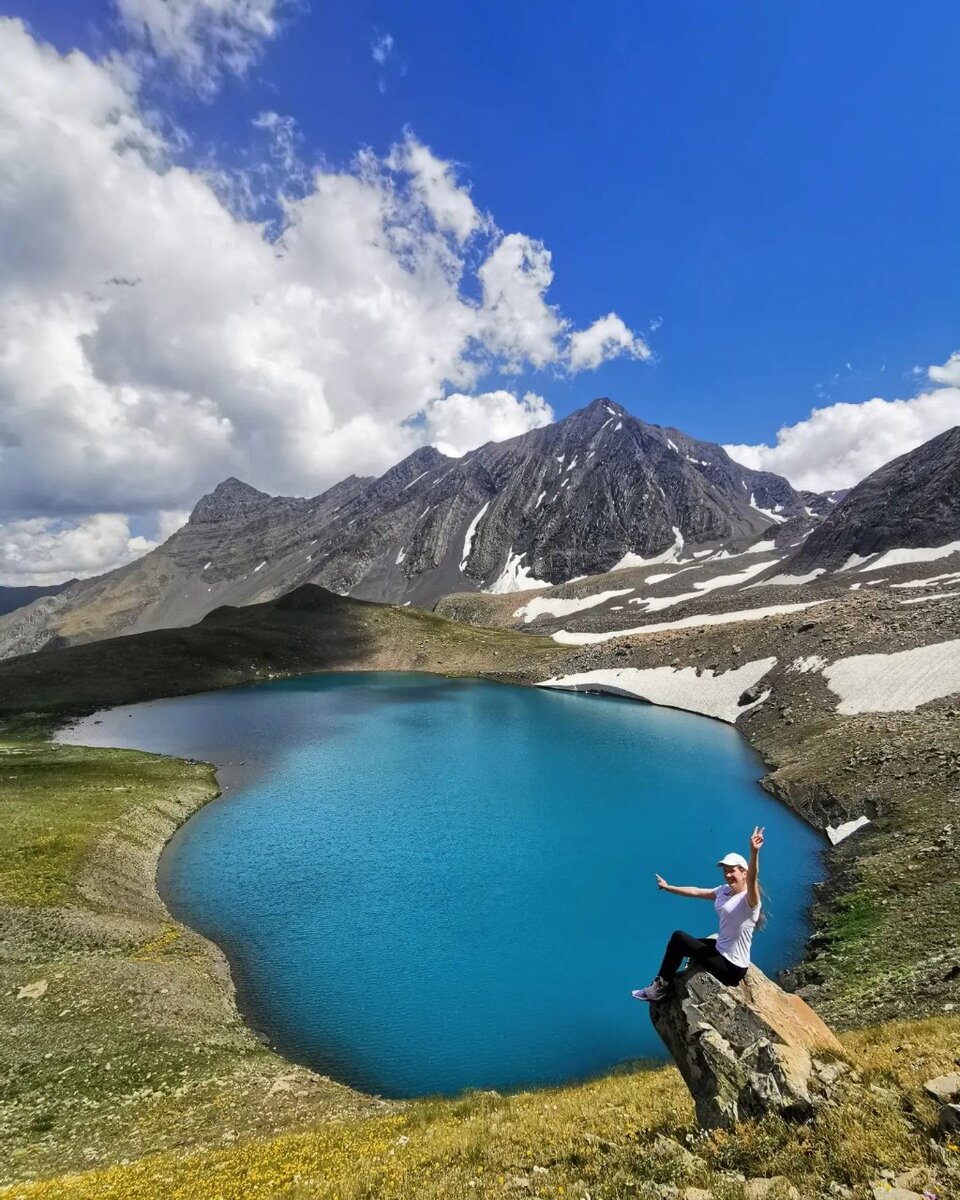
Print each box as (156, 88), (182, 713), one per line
(189, 477), (274, 524)
(583, 397), (627, 417)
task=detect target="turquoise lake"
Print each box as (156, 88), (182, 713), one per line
(61, 672), (824, 1098)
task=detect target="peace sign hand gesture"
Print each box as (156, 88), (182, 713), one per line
(750, 826), (765, 853)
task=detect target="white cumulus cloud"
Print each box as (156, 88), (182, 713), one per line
(421, 391), (553, 458)
(928, 351), (960, 387)
(388, 134), (485, 244)
(724, 364), (960, 492)
(0, 514), (158, 587)
(114, 0), (288, 94)
(0, 17), (651, 581)
(568, 313), (652, 371)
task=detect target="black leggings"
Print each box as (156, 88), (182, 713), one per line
(657, 929), (747, 987)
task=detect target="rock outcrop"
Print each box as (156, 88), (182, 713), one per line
(649, 964), (847, 1129)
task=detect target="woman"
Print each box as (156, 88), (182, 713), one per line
(632, 825), (765, 1002)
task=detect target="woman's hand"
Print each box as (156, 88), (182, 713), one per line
(750, 826), (765, 853)
(655, 874), (669, 890)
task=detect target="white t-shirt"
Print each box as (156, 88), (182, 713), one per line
(712, 884), (761, 969)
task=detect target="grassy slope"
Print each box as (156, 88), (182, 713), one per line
(0, 742), (386, 1186)
(2, 588), (959, 1197)
(0, 586), (567, 729)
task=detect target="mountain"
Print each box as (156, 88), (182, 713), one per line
(784, 425), (960, 573)
(0, 399), (817, 659)
(0, 580), (75, 618)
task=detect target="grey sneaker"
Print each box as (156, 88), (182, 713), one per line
(632, 976), (673, 1002)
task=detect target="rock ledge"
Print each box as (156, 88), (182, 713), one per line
(650, 964), (848, 1129)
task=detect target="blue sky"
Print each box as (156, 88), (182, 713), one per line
(1, 1), (959, 582)
(17, 0), (960, 446)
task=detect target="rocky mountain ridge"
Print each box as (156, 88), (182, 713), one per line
(784, 424), (960, 573)
(0, 399), (819, 658)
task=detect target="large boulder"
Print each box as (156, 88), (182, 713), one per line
(649, 964), (847, 1129)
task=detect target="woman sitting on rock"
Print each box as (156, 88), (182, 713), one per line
(633, 826), (765, 1003)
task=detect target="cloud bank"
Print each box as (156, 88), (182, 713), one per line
(724, 364), (960, 492)
(0, 17), (650, 583)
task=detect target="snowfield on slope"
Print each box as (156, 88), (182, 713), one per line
(626, 558), (776, 612)
(843, 540), (960, 572)
(551, 601), (828, 645)
(536, 657), (777, 723)
(822, 639), (960, 714)
(514, 588), (634, 624)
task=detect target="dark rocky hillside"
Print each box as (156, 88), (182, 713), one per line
(0, 399), (815, 658)
(785, 425), (960, 573)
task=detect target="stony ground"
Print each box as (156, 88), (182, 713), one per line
(1, 578), (958, 1197)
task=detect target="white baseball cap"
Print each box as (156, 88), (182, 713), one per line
(717, 852), (748, 869)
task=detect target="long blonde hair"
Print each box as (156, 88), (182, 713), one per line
(755, 882), (768, 932)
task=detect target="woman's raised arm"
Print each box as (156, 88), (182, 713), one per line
(655, 875), (716, 899)
(746, 826), (763, 908)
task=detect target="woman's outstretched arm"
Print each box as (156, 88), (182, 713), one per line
(747, 826), (763, 907)
(655, 874), (716, 899)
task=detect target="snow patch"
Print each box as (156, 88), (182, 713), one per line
(565, 456), (578, 472)
(254, 561), (267, 572)
(485, 548), (551, 594)
(788, 656), (827, 674)
(514, 588), (634, 625)
(899, 590), (960, 605)
(614, 421), (623, 431)
(840, 552), (875, 571)
(535, 491), (547, 508)
(395, 547), (406, 565)
(826, 816), (870, 845)
(402, 471), (429, 491)
(613, 526), (684, 572)
(460, 501), (491, 571)
(536, 657), (777, 724)
(710, 540), (778, 562)
(202, 561), (211, 570)
(889, 571), (960, 590)
(822, 639), (960, 713)
(864, 540), (960, 572)
(552, 601), (827, 644)
(749, 493), (788, 524)
(627, 559), (775, 612)
(747, 569), (826, 588)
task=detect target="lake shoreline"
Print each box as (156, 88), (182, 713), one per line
(63, 671), (820, 1099)
(3, 589), (958, 1184)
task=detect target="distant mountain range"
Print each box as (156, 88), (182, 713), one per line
(0, 402), (955, 660)
(0, 580), (74, 618)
